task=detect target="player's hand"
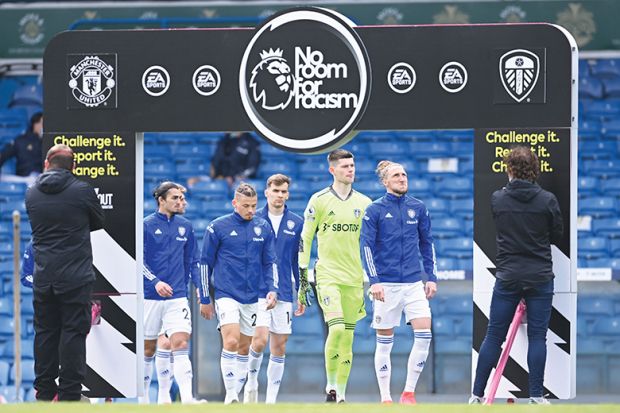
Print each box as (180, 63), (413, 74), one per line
(369, 283), (385, 302)
(266, 292), (278, 310)
(425, 281), (437, 299)
(155, 281), (173, 297)
(294, 301), (306, 316)
(200, 303), (214, 320)
(298, 267), (312, 307)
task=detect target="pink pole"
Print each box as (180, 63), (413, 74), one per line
(484, 299), (527, 405)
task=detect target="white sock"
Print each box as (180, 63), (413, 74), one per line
(374, 334), (394, 402)
(221, 350), (238, 398)
(172, 349), (194, 403)
(247, 346), (263, 391)
(265, 354), (285, 404)
(156, 350), (173, 404)
(404, 329), (432, 392)
(235, 353), (249, 394)
(139, 355), (154, 404)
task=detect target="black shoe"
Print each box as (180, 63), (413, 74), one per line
(326, 390), (337, 403)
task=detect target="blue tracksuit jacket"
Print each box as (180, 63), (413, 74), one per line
(360, 192), (437, 284)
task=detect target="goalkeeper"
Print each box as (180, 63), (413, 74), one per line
(298, 149), (371, 403)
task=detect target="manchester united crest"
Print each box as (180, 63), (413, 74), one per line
(68, 54), (117, 109)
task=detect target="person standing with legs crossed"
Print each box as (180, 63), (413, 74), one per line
(360, 161), (438, 405)
(298, 149), (371, 403)
(241, 174), (305, 403)
(199, 183), (279, 404)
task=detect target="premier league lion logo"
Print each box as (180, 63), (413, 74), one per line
(250, 48), (295, 110)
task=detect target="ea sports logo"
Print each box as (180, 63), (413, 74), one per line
(239, 7), (371, 154)
(142, 65), (170, 97)
(387, 62), (416, 94)
(250, 48), (295, 110)
(192, 65), (221, 96)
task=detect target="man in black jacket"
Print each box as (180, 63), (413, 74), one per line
(470, 146), (563, 405)
(25, 143), (104, 401)
(0, 112), (43, 181)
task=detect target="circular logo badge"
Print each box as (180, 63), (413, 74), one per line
(387, 62), (416, 94)
(192, 65), (221, 96)
(142, 65), (170, 97)
(239, 7), (371, 154)
(439, 61), (468, 93)
(68, 55), (116, 108)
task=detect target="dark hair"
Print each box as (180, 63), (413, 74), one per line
(505, 146), (540, 182)
(45, 144), (74, 170)
(235, 182), (257, 198)
(153, 181), (185, 201)
(29, 112), (43, 131)
(266, 174), (291, 188)
(327, 149), (354, 165)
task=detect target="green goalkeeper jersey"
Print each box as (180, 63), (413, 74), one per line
(299, 186), (372, 287)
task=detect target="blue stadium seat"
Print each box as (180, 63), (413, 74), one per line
(10, 84), (42, 107)
(259, 160), (297, 179)
(0, 385), (25, 403)
(424, 198), (450, 219)
(353, 158), (376, 177)
(0, 316), (15, 337)
(579, 140), (616, 160)
(450, 198), (473, 220)
(578, 118), (602, 140)
(244, 179), (266, 194)
(587, 257), (620, 269)
(601, 178), (620, 196)
(0, 182), (27, 197)
(590, 58), (620, 78)
(24, 387), (36, 402)
(602, 119), (620, 139)
(579, 297), (615, 316)
(354, 130), (396, 142)
(157, 132), (195, 145)
(578, 196), (618, 218)
(192, 218), (210, 235)
(577, 337), (604, 354)
(579, 77), (604, 99)
(3, 339), (34, 359)
(578, 176), (600, 197)
(408, 142), (451, 159)
(456, 257), (472, 270)
(0, 298), (12, 317)
(10, 359), (35, 386)
(435, 177), (472, 199)
(202, 200), (233, 218)
(435, 257), (457, 271)
(260, 143), (288, 159)
(435, 129), (473, 142)
(582, 98), (620, 121)
(354, 180), (385, 200)
(432, 317), (455, 336)
(578, 237), (609, 259)
(176, 162), (209, 180)
(395, 130), (436, 142)
(443, 296), (471, 315)
(0, 108), (27, 134)
(432, 217), (464, 239)
(190, 180), (228, 199)
(603, 76), (620, 98)
(592, 218), (620, 238)
(298, 160), (330, 181)
(288, 179), (313, 200)
(0, 361), (9, 387)
(408, 178), (433, 199)
(172, 143), (214, 159)
(593, 316), (620, 336)
(341, 140), (369, 154)
(143, 161), (176, 178)
(196, 132), (225, 145)
(0, 200), (26, 218)
(450, 141), (473, 156)
(20, 298), (33, 316)
(439, 237), (473, 259)
(370, 142), (404, 157)
(285, 199), (307, 215)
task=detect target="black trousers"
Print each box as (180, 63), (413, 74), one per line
(33, 282), (92, 401)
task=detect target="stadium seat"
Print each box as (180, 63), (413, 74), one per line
(578, 176), (600, 198)
(579, 140), (617, 160)
(395, 130), (436, 142)
(0, 182), (27, 198)
(341, 139), (369, 154)
(434, 338), (471, 355)
(592, 218), (620, 238)
(371, 142), (404, 157)
(202, 200), (233, 218)
(579, 77), (604, 99)
(298, 160), (330, 181)
(408, 178), (433, 199)
(603, 76), (620, 98)
(578, 237), (609, 260)
(259, 143), (288, 160)
(435, 177), (472, 199)
(433, 317), (455, 336)
(582, 98), (620, 121)
(0, 361), (9, 387)
(143, 161), (176, 179)
(10, 84), (42, 107)
(408, 142), (451, 159)
(0, 108), (27, 135)
(435, 129), (473, 142)
(172, 143), (214, 159)
(259, 160), (297, 179)
(288, 179), (313, 200)
(3, 339), (34, 359)
(443, 295), (471, 315)
(602, 119), (620, 139)
(593, 316), (620, 336)
(354, 180), (385, 200)
(432, 217), (464, 239)
(0, 385), (25, 403)
(425, 198), (450, 217)
(190, 180), (229, 199)
(176, 162), (210, 180)
(578, 118), (602, 140)
(285, 199), (307, 215)
(590, 58), (620, 78)
(579, 297), (615, 316)
(438, 237), (473, 259)
(578, 196), (618, 218)
(435, 257), (457, 271)
(354, 130), (396, 142)
(450, 198), (473, 220)
(10, 359), (35, 386)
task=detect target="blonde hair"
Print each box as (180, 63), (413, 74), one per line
(235, 182), (257, 198)
(375, 160), (404, 182)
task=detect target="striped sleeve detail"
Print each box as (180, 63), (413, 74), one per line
(364, 245), (378, 278)
(272, 263), (279, 289)
(200, 264), (210, 298)
(143, 265), (156, 282)
(431, 243), (438, 276)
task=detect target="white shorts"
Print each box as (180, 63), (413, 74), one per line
(215, 297), (257, 337)
(255, 299), (293, 335)
(371, 282), (432, 329)
(144, 298), (192, 340)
